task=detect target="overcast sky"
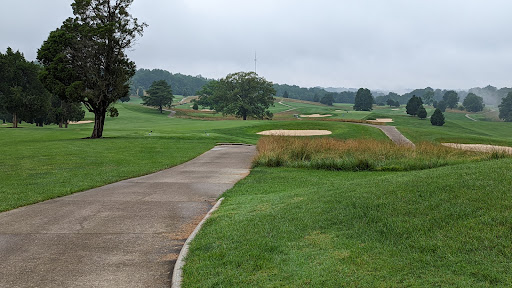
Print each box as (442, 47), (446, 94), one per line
(1, 0), (512, 93)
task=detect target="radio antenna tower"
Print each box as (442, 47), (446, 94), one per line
(254, 51), (257, 74)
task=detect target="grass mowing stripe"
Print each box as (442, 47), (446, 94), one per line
(182, 159), (512, 287)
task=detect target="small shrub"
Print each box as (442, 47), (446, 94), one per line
(430, 108), (445, 126)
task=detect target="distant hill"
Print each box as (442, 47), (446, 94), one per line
(130, 69), (211, 96)
(130, 69), (511, 106)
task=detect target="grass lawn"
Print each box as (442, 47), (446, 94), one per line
(0, 103), (384, 212)
(183, 159), (512, 287)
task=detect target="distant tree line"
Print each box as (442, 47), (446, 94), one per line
(130, 69), (210, 97)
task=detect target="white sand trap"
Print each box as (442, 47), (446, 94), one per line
(257, 130), (332, 136)
(392, 109), (400, 111)
(442, 143), (512, 154)
(299, 114), (332, 118)
(367, 118), (394, 123)
(69, 121), (94, 125)
(200, 109), (214, 112)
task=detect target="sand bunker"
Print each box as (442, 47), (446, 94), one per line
(367, 118), (394, 123)
(69, 121), (94, 125)
(442, 143), (512, 154)
(200, 109), (214, 112)
(257, 130), (332, 136)
(299, 114), (332, 118)
(391, 109), (400, 111)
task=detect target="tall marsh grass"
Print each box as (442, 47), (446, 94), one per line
(254, 136), (508, 171)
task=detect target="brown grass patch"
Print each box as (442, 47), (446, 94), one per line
(254, 136), (507, 171)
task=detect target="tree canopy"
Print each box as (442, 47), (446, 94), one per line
(142, 80), (174, 113)
(0, 48), (50, 128)
(406, 95), (423, 116)
(38, 0), (146, 138)
(499, 92), (512, 122)
(417, 105), (427, 119)
(462, 93), (485, 112)
(443, 90), (459, 109)
(353, 88), (373, 111)
(320, 94), (335, 106)
(197, 72), (275, 120)
(430, 108), (445, 126)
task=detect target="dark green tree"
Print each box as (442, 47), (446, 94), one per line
(283, 91), (289, 98)
(406, 95), (423, 116)
(142, 80), (174, 113)
(320, 94), (335, 106)
(192, 102), (199, 110)
(443, 90), (459, 109)
(38, 0), (146, 138)
(499, 92), (512, 122)
(198, 72), (275, 120)
(353, 88), (373, 111)
(46, 94), (85, 128)
(430, 108), (445, 126)
(313, 94), (320, 102)
(417, 105), (427, 119)
(436, 100), (447, 112)
(462, 93), (485, 112)
(0, 48), (50, 128)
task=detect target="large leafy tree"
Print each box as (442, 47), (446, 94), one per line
(406, 95), (423, 116)
(499, 92), (512, 122)
(197, 72), (275, 120)
(142, 80), (174, 113)
(462, 93), (485, 112)
(320, 94), (335, 106)
(0, 48), (50, 128)
(353, 88), (373, 111)
(443, 90), (459, 109)
(38, 0), (146, 138)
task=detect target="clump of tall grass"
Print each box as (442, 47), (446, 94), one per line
(254, 136), (508, 171)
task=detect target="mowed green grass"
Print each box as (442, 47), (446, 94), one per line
(0, 103), (385, 212)
(372, 109), (512, 146)
(183, 159), (512, 287)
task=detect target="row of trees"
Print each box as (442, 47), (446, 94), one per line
(0, 48), (84, 128)
(130, 69), (210, 97)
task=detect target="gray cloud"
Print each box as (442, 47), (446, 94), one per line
(2, 0), (512, 92)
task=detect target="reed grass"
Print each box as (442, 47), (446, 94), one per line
(253, 136), (507, 171)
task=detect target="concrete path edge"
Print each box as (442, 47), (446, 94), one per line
(171, 197), (225, 288)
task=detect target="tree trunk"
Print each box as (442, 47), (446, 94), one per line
(91, 109), (106, 138)
(59, 116), (63, 128)
(243, 114), (247, 120)
(12, 113), (18, 128)
(65, 121), (68, 128)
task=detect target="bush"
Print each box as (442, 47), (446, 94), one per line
(417, 105), (427, 119)
(430, 108), (445, 126)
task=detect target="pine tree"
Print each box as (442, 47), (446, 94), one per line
(430, 108), (445, 126)
(417, 105), (427, 119)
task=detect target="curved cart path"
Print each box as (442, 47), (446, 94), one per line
(362, 124), (415, 147)
(0, 144), (256, 288)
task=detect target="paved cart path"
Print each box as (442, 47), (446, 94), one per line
(362, 124), (416, 147)
(0, 145), (256, 288)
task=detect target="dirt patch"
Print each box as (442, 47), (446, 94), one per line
(442, 143), (512, 154)
(299, 114), (332, 118)
(367, 118), (394, 123)
(257, 130), (332, 136)
(69, 121), (94, 125)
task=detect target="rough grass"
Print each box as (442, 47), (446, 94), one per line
(182, 159), (512, 287)
(253, 136), (508, 171)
